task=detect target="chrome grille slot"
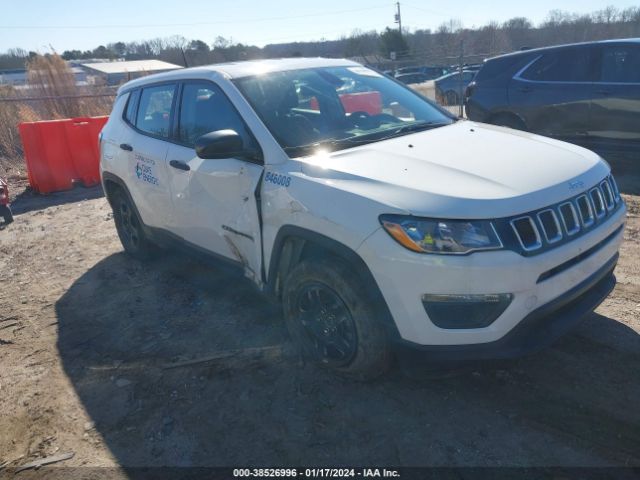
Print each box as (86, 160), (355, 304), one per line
(590, 188), (606, 219)
(609, 175), (620, 202)
(537, 209), (562, 243)
(511, 216), (542, 251)
(504, 176), (622, 255)
(600, 180), (614, 210)
(558, 202), (580, 236)
(576, 194), (594, 227)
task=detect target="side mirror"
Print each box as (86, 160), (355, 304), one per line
(195, 130), (244, 159)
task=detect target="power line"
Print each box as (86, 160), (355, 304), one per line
(258, 26), (384, 44)
(0, 5), (390, 29)
(402, 3), (450, 17)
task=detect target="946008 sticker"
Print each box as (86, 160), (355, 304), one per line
(265, 171), (291, 187)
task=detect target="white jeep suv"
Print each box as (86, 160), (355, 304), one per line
(100, 58), (626, 377)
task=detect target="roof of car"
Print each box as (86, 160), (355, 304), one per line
(435, 70), (476, 81)
(117, 57), (360, 93)
(486, 37), (640, 62)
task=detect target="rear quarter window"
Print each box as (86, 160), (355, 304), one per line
(123, 90), (140, 125)
(475, 54), (534, 84)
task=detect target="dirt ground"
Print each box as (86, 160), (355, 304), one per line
(0, 151), (639, 477)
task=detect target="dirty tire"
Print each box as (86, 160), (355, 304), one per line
(283, 258), (391, 380)
(111, 189), (158, 261)
(0, 204), (13, 224)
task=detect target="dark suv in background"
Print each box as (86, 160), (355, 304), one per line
(465, 39), (640, 150)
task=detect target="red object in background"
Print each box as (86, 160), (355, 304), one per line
(18, 116), (108, 194)
(308, 91), (383, 116)
(338, 91), (382, 115)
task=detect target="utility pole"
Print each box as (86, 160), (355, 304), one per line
(395, 2), (402, 35)
(458, 40), (464, 117)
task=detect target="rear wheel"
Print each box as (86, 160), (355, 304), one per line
(111, 189), (158, 261)
(283, 258), (391, 380)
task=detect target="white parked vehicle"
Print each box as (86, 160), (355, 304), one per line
(100, 58), (626, 378)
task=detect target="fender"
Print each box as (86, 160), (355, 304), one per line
(102, 171), (168, 247)
(102, 172), (144, 225)
(487, 109), (528, 129)
(266, 225), (401, 340)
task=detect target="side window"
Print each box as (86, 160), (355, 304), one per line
(600, 45), (640, 83)
(124, 90), (140, 125)
(178, 82), (253, 147)
(521, 48), (591, 82)
(136, 84), (176, 138)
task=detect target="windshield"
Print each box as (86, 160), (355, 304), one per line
(233, 65), (454, 157)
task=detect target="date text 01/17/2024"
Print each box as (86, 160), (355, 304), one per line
(233, 468), (400, 478)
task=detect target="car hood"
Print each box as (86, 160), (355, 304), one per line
(298, 121), (610, 219)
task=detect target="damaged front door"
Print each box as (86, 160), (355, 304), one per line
(165, 81), (264, 282)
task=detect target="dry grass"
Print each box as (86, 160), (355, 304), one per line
(0, 54), (114, 178)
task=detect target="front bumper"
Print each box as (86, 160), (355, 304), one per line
(357, 203), (625, 351)
(396, 253), (616, 361)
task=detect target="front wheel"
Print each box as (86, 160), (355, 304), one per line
(282, 258), (391, 380)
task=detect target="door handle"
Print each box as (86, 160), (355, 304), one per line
(169, 160), (190, 171)
(518, 86), (533, 93)
(595, 90), (611, 95)
(119, 143), (133, 151)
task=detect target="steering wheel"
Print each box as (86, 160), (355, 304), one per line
(374, 113), (402, 124)
(349, 110), (376, 129)
(349, 111), (404, 129)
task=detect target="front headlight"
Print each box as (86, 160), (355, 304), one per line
(379, 214), (503, 254)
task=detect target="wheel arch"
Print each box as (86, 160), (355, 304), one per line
(486, 110), (528, 130)
(102, 172), (147, 233)
(102, 172), (128, 205)
(266, 225), (400, 340)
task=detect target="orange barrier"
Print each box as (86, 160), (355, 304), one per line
(19, 116), (108, 194)
(308, 91), (383, 116)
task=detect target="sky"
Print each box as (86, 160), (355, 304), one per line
(1, 0), (638, 53)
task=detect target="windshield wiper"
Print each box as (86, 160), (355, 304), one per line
(283, 122), (450, 157)
(391, 121), (449, 135)
(366, 121), (450, 143)
(283, 136), (372, 156)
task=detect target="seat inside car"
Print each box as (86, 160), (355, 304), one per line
(274, 85), (319, 146)
(252, 81), (319, 148)
(189, 93), (249, 142)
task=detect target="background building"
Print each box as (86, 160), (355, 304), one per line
(80, 60), (183, 85)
